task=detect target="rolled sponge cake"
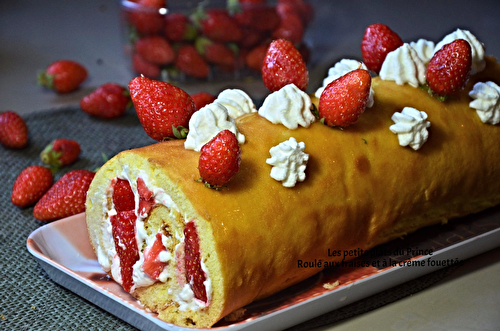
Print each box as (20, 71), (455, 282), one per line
(85, 57), (500, 328)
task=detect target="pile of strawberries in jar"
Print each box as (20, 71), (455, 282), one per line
(121, 0), (313, 82)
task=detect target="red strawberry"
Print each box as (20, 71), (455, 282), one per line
(0, 111), (28, 149)
(238, 27), (265, 49)
(132, 52), (161, 78)
(40, 139), (81, 169)
(184, 221), (207, 302)
(318, 69), (372, 128)
(11, 165), (53, 208)
(246, 43), (269, 72)
(127, 11), (164, 35)
(426, 39), (472, 97)
(143, 232), (166, 279)
(80, 83), (130, 119)
(174, 44), (210, 79)
(33, 169), (95, 222)
(110, 210), (139, 293)
(361, 23), (403, 74)
(129, 76), (197, 140)
(272, 11), (304, 44)
(277, 0), (314, 26)
(195, 37), (236, 69)
(191, 92), (216, 110)
(136, 177), (155, 215)
(38, 60), (88, 93)
(135, 36), (175, 65)
(199, 130), (241, 188)
(126, 0), (165, 35)
(112, 178), (135, 212)
(164, 13), (197, 42)
(199, 8), (242, 43)
(262, 39), (309, 92)
(234, 6), (280, 32)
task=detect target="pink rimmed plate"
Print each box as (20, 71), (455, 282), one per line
(27, 210), (500, 331)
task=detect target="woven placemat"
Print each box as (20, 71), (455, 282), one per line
(0, 107), (458, 331)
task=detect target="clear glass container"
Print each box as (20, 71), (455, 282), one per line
(119, 0), (314, 86)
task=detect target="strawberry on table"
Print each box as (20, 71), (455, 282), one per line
(11, 165), (53, 208)
(198, 130), (241, 188)
(0, 111), (28, 149)
(38, 60), (88, 93)
(262, 39), (309, 92)
(33, 169), (95, 222)
(191, 91), (216, 110)
(318, 69), (372, 128)
(184, 221), (207, 302)
(110, 210), (139, 293)
(40, 139), (81, 169)
(426, 39), (472, 97)
(129, 76), (197, 140)
(80, 83), (130, 119)
(361, 23), (403, 74)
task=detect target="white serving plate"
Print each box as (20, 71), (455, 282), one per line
(27, 211), (500, 331)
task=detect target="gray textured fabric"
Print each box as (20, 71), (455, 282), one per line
(0, 107), (459, 331)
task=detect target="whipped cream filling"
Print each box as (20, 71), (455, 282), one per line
(215, 89), (256, 119)
(433, 28), (486, 75)
(259, 84), (315, 129)
(314, 59), (375, 108)
(96, 167), (211, 310)
(185, 101), (245, 152)
(390, 107), (431, 151)
(469, 81), (500, 125)
(379, 43), (427, 88)
(266, 137), (309, 187)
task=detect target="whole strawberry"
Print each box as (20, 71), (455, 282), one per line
(184, 221), (207, 302)
(33, 169), (95, 222)
(198, 8), (242, 43)
(175, 44), (210, 79)
(195, 37), (236, 71)
(129, 76), (197, 140)
(318, 69), (372, 128)
(0, 111), (28, 149)
(426, 39), (472, 97)
(132, 52), (161, 78)
(11, 165), (53, 208)
(80, 83), (130, 119)
(135, 36), (175, 65)
(361, 23), (403, 74)
(262, 39), (309, 92)
(199, 130), (241, 188)
(40, 139), (81, 169)
(164, 13), (197, 42)
(38, 60), (88, 93)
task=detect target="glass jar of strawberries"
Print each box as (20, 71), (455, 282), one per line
(120, 0), (313, 84)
